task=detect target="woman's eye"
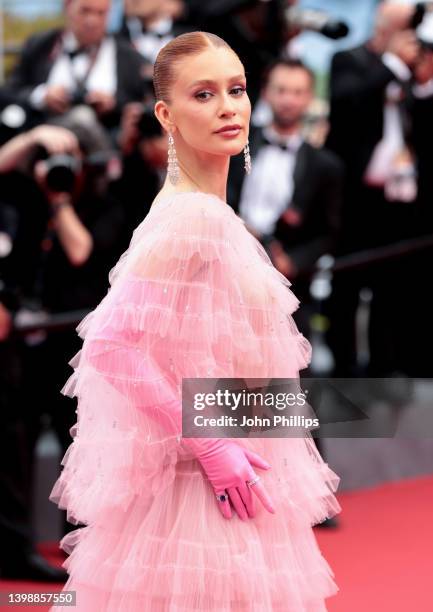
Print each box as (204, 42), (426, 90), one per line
(195, 87), (246, 101)
(195, 91), (212, 100)
(231, 86), (246, 96)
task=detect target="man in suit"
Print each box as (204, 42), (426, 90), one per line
(0, 0), (148, 129)
(228, 58), (343, 339)
(325, 2), (420, 376)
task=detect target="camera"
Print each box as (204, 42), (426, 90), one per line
(284, 6), (350, 40)
(44, 154), (82, 194)
(69, 85), (89, 107)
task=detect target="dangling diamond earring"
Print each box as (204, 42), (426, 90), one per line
(167, 132), (180, 185)
(244, 139), (252, 175)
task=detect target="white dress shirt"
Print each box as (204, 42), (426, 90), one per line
(363, 52), (410, 187)
(30, 31), (117, 109)
(239, 126), (303, 236)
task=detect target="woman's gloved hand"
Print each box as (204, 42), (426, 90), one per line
(181, 437), (276, 520)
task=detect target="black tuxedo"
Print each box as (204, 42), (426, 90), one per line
(0, 28), (148, 126)
(324, 44), (419, 376)
(326, 44), (411, 182)
(325, 43), (414, 252)
(228, 125), (343, 278)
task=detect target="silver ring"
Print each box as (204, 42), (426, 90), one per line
(246, 475), (261, 487)
(216, 493), (229, 502)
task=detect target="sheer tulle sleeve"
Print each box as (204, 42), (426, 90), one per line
(49, 192), (312, 526)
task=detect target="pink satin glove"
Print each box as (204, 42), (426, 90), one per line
(182, 437), (276, 520)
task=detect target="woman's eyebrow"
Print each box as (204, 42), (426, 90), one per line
(189, 75), (246, 88)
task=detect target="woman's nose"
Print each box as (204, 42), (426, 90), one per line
(219, 93), (236, 116)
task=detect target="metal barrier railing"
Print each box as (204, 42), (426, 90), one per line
(332, 233), (433, 273)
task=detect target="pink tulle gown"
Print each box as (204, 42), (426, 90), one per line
(49, 191), (341, 611)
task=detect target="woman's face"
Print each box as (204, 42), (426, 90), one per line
(161, 47), (251, 156)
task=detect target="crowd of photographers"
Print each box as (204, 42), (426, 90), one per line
(1, 0), (433, 582)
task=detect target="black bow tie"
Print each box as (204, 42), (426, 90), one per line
(66, 48), (83, 60)
(262, 134), (297, 152)
(66, 45), (97, 60)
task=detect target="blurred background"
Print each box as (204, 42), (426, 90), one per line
(0, 0), (380, 84)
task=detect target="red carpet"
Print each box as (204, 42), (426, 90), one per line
(315, 473), (433, 612)
(1, 474), (432, 611)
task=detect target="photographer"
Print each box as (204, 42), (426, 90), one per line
(0, 117), (129, 334)
(324, 1), (426, 377)
(0, 123), (116, 289)
(0, 122), (129, 545)
(0, 0), (148, 129)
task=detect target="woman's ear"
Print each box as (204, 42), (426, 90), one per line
(154, 101), (175, 134)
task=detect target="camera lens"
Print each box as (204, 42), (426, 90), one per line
(44, 154), (81, 193)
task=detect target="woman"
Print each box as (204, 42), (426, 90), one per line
(50, 31), (341, 611)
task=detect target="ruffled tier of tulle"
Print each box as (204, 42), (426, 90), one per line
(49, 364), (181, 525)
(51, 455), (339, 612)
